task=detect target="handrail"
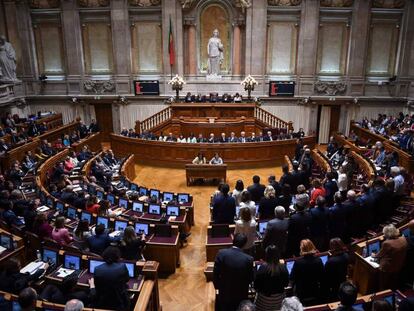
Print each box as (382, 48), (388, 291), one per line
(284, 155), (293, 172)
(255, 106), (293, 131)
(136, 107), (172, 134)
(311, 149), (331, 173)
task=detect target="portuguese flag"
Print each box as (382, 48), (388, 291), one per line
(168, 17), (175, 67)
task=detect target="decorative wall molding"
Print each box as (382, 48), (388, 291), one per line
(83, 80), (115, 94)
(267, 0), (302, 6)
(320, 0), (353, 7)
(78, 0), (109, 8)
(129, 0), (161, 7)
(372, 0), (406, 9)
(29, 0), (60, 9)
(314, 81), (347, 95)
(180, 0), (251, 11)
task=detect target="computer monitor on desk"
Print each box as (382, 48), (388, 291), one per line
(55, 201), (64, 214)
(366, 239), (381, 257)
(148, 204), (161, 215)
(178, 193), (189, 203)
(118, 198), (128, 209)
(135, 223), (149, 235)
(64, 254), (81, 270)
(80, 211), (92, 224)
(66, 207), (77, 220)
(163, 192), (174, 202)
(96, 216), (109, 229)
(96, 190), (104, 200)
(150, 189), (160, 200)
(132, 201), (144, 213)
(88, 184), (96, 195)
(114, 220), (128, 232)
(139, 187), (148, 197)
(47, 197), (54, 208)
(258, 221), (268, 235)
(89, 258), (105, 274)
(130, 183), (138, 191)
(166, 205), (180, 216)
(318, 252), (329, 266)
(123, 262), (135, 278)
(106, 194), (115, 206)
(42, 248), (58, 265)
(402, 228), (410, 238)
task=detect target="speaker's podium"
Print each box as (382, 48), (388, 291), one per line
(185, 164), (227, 186)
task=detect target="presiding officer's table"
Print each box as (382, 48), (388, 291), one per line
(186, 164), (227, 186)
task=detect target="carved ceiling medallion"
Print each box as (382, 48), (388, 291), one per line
(320, 0), (353, 7)
(372, 0), (406, 9)
(78, 0), (109, 7)
(29, 0), (60, 9)
(267, 0), (302, 6)
(314, 81), (347, 96)
(129, 0), (161, 7)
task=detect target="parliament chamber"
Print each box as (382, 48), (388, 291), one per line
(0, 0), (414, 311)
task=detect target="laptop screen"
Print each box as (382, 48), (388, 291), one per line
(96, 190), (104, 200)
(166, 206), (179, 216)
(56, 202), (64, 213)
(0, 234), (13, 250)
(139, 187), (148, 196)
(132, 201), (144, 213)
(42, 248), (58, 265)
(163, 192), (174, 202)
(150, 189), (160, 200)
(89, 259), (105, 274)
(124, 262), (135, 278)
(367, 240), (381, 256)
(148, 204), (161, 215)
(320, 255), (329, 266)
(106, 194), (115, 205)
(118, 198), (128, 209)
(353, 303), (364, 311)
(135, 223), (149, 235)
(64, 254), (81, 270)
(178, 193), (189, 203)
(402, 228), (410, 238)
(47, 197), (54, 208)
(80, 212), (92, 224)
(258, 222), (268, 234)
(114, 220), (128, 232)
(96, 217), (109, 229)
(285, 260), (295, 275)
(67, 207), (77, 219)
(130, 183), (138, 191)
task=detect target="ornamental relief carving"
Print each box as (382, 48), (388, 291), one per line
(180, 0), (251, 11)
(267, 0), (302, 6)
(372, 0), (406, 9)
(314, 81), (347, 96)
(129, 0), (161, 6)
(320, 0), (353, 7)
(83, 80), (115, 94)
(78, 0), (109, 7)
(29, 0), (60, 9)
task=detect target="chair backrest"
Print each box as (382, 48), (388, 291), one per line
(211, 224), (230, 238)
(154, 224), (172, 237)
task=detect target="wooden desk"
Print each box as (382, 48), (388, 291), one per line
(170, 102), (257, 119)
(353, 252), (380, 294)
(186, 164), (227, 186)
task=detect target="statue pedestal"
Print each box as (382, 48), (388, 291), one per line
(206, 74), (222, 81)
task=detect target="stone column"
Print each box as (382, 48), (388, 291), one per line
(347, 0), (371, 96)
(3, 0), (21, 75)
(244, 0), (267, 77)
(396, 1), (414, 97)
(111, 0), (131, 94)
(232, 22), (242, 76)
(186, 21), (197, 76)
(61, 0), (84, 94)
(296, 0), (320, 96)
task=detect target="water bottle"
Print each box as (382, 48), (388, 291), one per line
(36, 250), (41, 261)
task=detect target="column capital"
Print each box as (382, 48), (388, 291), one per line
(183, 18), (196, 27)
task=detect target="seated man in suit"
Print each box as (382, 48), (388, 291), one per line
(87, 224), (113, 255)
(263, 131), (274, 141)
(248, 132), (257, 142)
(238, 131), (247, 143)
(197, 133), (206, 143)
(92, 246), (130, 310)
(184, 92), (193, 103)
(208, 133), (216, 143)
(219, 132), (227, 143)
(213, 233), (254, 311)
(212, 183), (236, 224)
(228, 132), (238, 143)
(247, 175), (266, 203)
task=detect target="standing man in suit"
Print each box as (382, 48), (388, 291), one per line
(213, 233), (254, 311)
(212, 183), (236, 224)
(247, 175), (266, 203)
(287, 194), (312, 257)
(92, 246), (130, 310)
(262, 206), (289, 255)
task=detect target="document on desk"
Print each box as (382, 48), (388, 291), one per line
(0, 245), (7, 255)
(20, 261), (45, 275)
(56, 268), (75, 278)
(364, 256), (380, 269)
(36, 205), (50, 212)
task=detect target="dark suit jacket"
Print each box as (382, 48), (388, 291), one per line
(94, 262), (130, 310)
(213, 247), (254, 304)
(87, 234), (112, 255)
(324, 253), (349, 299)
(291, 255), (324, 302)
(262, 218), (289, 253)
(247, 183), (266, 203)
(324, 180), (338, 206)
(328, 203), (347, 240)
(258, 197), (278, 220)
(212, 195), (236, 224)
(287, 211), (311, 256)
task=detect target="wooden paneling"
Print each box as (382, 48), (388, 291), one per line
(93, 103), (113, 140)
(170, 103), (256, 119)
(110, 134), (316, 168)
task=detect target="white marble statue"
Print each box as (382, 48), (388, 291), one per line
(0, 35), (17, 83)
(207, 29), (224, 78)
